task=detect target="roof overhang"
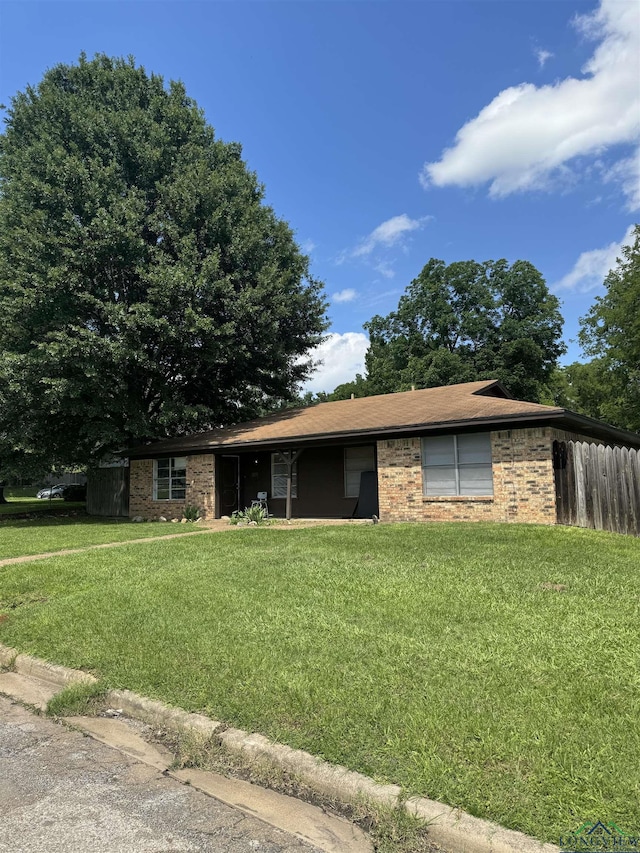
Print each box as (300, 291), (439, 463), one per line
(127, 409), (640, 459)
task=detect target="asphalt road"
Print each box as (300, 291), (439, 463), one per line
(0, 696), (320, 853)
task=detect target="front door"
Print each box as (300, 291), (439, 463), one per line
(220, 455), (240, 515)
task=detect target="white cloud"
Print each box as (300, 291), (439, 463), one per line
(353, 214), (427, 257)
(602, 149), (640, 211)
(554, 224), (636, 292)
(301, 239), (317, 254)
(333, 288), (357, 303)
(421, 0), (640, 207)
(364, 287), (403, 309)
(536, 48), (554, 68)
(373, 260), (395, 279)
(301, 332), (369, 394)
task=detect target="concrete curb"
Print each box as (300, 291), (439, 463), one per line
(0, 645), (97, 688)
(0, 645), (559, 853)
(108, 687), (222, 740)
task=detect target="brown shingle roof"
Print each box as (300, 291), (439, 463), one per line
(129, 380), (578, 457)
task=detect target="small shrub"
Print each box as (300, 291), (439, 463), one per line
(229, 505), (269, 525)
(183, 505), (201, 522)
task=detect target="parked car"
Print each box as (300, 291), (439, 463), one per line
(36, 484), (66, 499)
(62, 484), (86, 502)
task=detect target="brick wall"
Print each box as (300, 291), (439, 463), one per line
(127, 427), (615, 524)
(550, 428), (606, 446)
(129, 454), (215, 520)
(377, 427), (557, 525)
(186, 454), (215, 518)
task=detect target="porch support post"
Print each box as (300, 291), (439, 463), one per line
(276, 450), (302, 520)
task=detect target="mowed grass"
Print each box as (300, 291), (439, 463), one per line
(3, 486), (40, 499)
(0, 523), (638, 841)
(0, 516), (200, 559)
(1, 483), (86, 516)
(0, 497), (86, 517)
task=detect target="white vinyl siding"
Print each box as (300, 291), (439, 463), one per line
(271, 454), (298, 499)
(344, 446), (376, 498)
(153, 457), (187, 500)
(422, 433), (493, 496)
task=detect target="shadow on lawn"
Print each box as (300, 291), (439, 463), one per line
(0, 512), (131, 529)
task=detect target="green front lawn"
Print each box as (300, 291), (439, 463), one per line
(0, 523), (638, 842)
(0, 485), (85, 516)
(0, 499), (86, 517)
(0, 516), (201, 559)
(3, 486), (39, 498)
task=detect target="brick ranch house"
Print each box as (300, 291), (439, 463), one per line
(127, 379), (640, 525)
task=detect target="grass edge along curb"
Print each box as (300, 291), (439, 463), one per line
(0, 644), (558, 853)
(0, 643), (97, 687)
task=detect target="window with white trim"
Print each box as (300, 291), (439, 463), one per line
(344, 445), (375, 498)
(153, 457), (187, 500)
(271, 453), (298, 499)
(421, 433), (493, 496)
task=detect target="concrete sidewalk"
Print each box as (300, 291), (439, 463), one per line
(0, 518), (363, 568)
(0, 695), (342, 853)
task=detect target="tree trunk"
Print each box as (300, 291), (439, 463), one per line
(0, 483), (8, 504)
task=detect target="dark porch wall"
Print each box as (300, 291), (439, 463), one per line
(239, 446), (360, 518)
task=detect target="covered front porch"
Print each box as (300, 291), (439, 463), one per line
(215, 443), (378, 520)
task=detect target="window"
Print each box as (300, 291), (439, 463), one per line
(344, 445), (375, 498)
(422, 433), (493, 496)
(153, 457), (187, 500)
(271, 453), (297, 499)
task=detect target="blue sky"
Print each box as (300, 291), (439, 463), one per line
(1, 0), (638, 394)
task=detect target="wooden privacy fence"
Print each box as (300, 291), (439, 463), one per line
(86, 467), (130, 517)
(553, 440), (640, 536)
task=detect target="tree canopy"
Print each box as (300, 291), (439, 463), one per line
(362, 258), (565, 402)
(0, 54), (327, 470)
(578, 224), (640, 432)
(543, 360), (613, 421)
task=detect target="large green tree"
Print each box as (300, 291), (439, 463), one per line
(579, 224), (640, 432)
(363, 258), (565, 401)
(0, 54), (327, 468)
(543, 359), (614, 421)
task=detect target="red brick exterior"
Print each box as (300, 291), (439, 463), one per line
(129, 454), (215, 520)
(377, 427), (558, 525)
